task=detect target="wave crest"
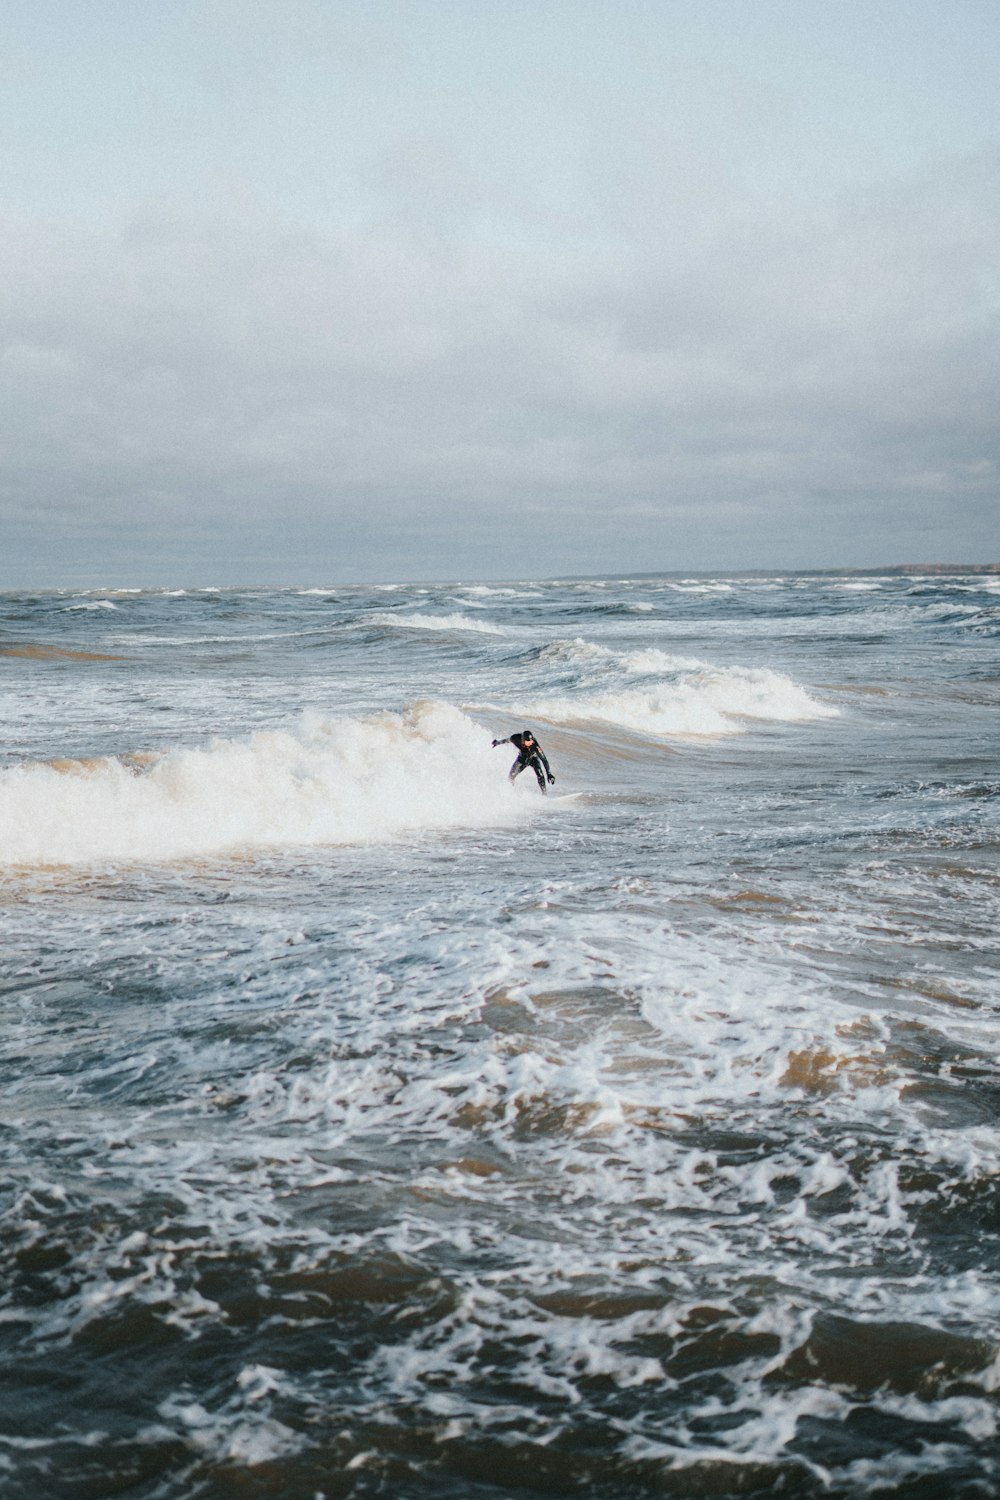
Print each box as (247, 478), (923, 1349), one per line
(0, 704), (522, 868)
(369, 612), (505, 636)
(513, 665), (839, 738)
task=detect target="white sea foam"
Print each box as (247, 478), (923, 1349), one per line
(370, 611), (506, 636)
(0, 703), (523, 867)
(512, 665), (838, 738)
(617, 646), (709, 674)
(537, 638), (619, 670)
(668, 581), (734, 593)
(469, 588), (537, 599)
(539, 639), (713, 674)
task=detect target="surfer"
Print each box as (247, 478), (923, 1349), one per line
(492, 729), (555, 793)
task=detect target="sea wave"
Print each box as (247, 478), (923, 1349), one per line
(517, 643), (838, 736)
(537, 639), (708, 675)
(369, 611), (506, 636)
(666, 581), (734, 593)
(509, 665), (839, 738)
(0, 703), (523, 867)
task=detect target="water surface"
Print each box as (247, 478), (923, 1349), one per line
(1, 573), (998, 1497)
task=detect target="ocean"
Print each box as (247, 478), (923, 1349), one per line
(0, 572), (998, 1498)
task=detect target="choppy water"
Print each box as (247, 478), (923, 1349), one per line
(1, 573), (998, 1499)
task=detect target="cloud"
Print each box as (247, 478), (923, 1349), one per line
(1, 142), (998, 581)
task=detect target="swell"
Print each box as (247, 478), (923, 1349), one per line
(485, 639), (839, 739)
(0, 703), (525, 867)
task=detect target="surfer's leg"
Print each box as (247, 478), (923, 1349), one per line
(532, 761), (547, 793)
(509, 759), (523, 784)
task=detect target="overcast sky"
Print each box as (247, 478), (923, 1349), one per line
(2, 0), (998, 585)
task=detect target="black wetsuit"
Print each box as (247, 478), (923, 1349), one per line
(494, 732), (554, 793)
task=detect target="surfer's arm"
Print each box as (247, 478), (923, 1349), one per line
(536, 748), (554, 781)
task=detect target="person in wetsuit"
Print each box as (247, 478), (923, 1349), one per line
(492, 729), (555, 793)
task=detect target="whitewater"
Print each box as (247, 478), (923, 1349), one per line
(0, 572), (998, 1499)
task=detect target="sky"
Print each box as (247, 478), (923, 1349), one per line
(1, 0), (998, 585)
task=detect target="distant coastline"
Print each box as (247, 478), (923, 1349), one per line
(591, 564), (1000, 583)
(850, 563), (1000, 575)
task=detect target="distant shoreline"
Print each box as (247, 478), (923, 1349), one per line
(832, 563), (1000, 575)
(1, 563), (997, 592)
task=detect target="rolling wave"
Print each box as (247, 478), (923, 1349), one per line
(0, 703), (524, 867)
(511, 672), (838, 737)
(368, 611), (506, 636)
(537, 639), (707, 674)
(510, 642), (838, 737)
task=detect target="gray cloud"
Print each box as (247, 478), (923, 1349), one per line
(2, 140), (998, 583)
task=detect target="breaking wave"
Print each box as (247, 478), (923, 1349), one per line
(520, 675), (836, 737)
(0, 703), (523, 868)
(369, 611), (506, 636)
(513, 643), (838, 737)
